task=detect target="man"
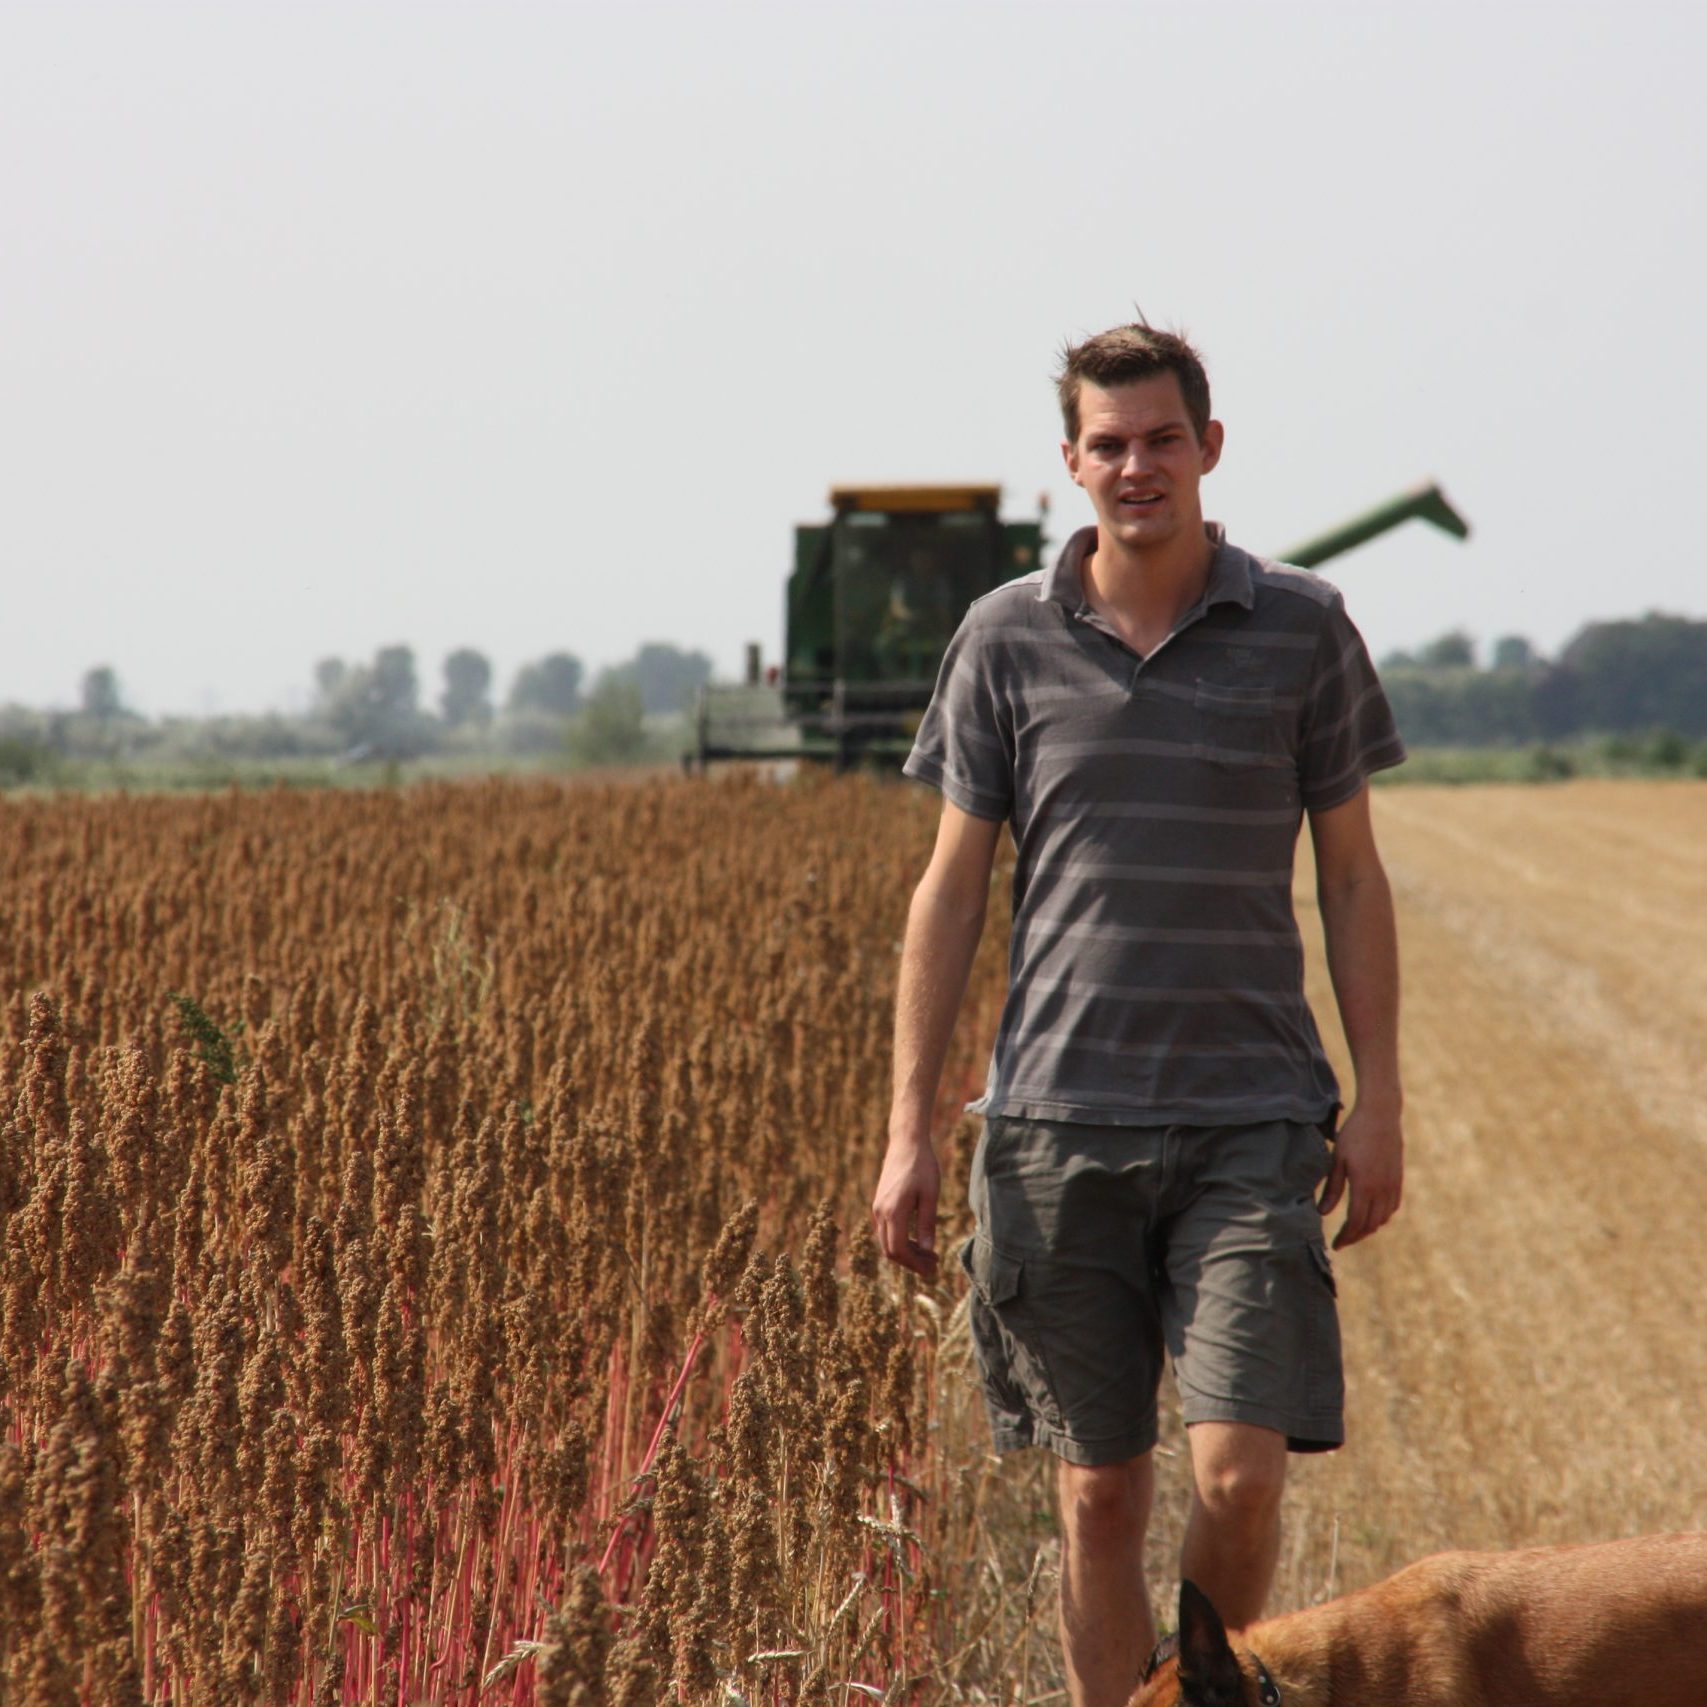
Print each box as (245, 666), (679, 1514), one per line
(870, 323), (1405, 1707)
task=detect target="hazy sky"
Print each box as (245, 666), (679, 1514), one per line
(4, 0), (1703, 716)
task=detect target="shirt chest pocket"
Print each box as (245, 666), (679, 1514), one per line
(1193, 680), (1284, 767)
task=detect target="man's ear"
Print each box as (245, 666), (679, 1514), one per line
(1061, 438), (1083, 486)
(1176, 1580), (1245, 1705)
(1199, 419), (1225, 476)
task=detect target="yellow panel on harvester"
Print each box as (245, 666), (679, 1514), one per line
(828, 485), (1001, 514)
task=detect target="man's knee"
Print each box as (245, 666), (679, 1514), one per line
(1056, 1454), (1154, 1548)
(1189, 1425), (1286, 1525)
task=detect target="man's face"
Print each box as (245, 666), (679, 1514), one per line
(1062, 374), (1224, 553)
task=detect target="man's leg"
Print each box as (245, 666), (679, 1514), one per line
(1056, 1451), (1156, 1707)
(1179, 1420), (1287, 1629)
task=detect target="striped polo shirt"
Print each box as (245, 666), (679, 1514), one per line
(903, 522), (1406, 1126)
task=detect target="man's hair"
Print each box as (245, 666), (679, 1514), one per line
(1055, 322), (1212, 445)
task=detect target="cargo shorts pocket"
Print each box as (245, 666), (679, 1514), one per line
(962, 1234), (1061, 1434)
(1304, 1239), (1344, 1412)
(964, 1232), (1021, 1307)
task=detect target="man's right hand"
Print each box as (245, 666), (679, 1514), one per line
(876, 801), (998, 1281)
(872, 1136), (941, 1278)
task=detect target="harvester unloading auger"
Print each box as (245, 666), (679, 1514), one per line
(689, 481), (1468, 771)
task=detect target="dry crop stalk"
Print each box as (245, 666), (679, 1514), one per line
(0, 776), (1011, 1704)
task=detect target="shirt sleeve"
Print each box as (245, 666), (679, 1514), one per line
(1298, 593), (1407, 812)
(901, 612), (1013, 821)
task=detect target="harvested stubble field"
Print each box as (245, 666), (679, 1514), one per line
(0, 774), (1702, 1704)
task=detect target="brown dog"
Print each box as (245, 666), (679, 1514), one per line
(1129, 1533), (1707, 1707)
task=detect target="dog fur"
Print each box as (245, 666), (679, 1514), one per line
(1129, 1533), (1707, 1707)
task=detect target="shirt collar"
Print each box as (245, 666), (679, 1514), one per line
(1039, 522), (1254, 615)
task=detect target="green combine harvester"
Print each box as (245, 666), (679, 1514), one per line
(690, 480), (1468, 770)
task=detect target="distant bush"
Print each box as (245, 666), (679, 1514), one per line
(150, 715), (344, 764)
(0, 736), (53, 787)
(493, 709), (575, 757)
(1642, 728), (1690, 771)
(569, 678), (647, 766)
(1525, 745), (1576, 781)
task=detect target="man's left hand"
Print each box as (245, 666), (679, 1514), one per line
(1318, 1102), (1403, 1249)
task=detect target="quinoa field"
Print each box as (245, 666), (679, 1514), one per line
(2, 774), (1704, 1704)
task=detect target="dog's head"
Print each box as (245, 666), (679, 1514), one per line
(1127, 1582), (1280, 1707)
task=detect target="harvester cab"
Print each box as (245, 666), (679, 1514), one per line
(782, 485), (1045, 766)
(788, 486), (1042, 688)
(689, 479), (1467, 772)
(691, 484), (1044, 770)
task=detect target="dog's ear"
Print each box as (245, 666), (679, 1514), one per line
(1176, 1581), (1247, 1706)
(1142, 1631), (1180, 1684)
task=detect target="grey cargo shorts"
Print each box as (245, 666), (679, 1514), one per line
(961, 1114), (1344, 1466)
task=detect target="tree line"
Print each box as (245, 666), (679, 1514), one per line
(303, 641), (712, 758)
(5, 612), (1703, 785)
(1376, 612), (1707, 746)
(0, 642), (713, 775)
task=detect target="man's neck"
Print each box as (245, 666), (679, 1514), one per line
(1081, 521), (1217, 657)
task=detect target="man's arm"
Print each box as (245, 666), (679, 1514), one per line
(1309, 783), (1404, 1249)
(872, 800), (1002, 1277)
